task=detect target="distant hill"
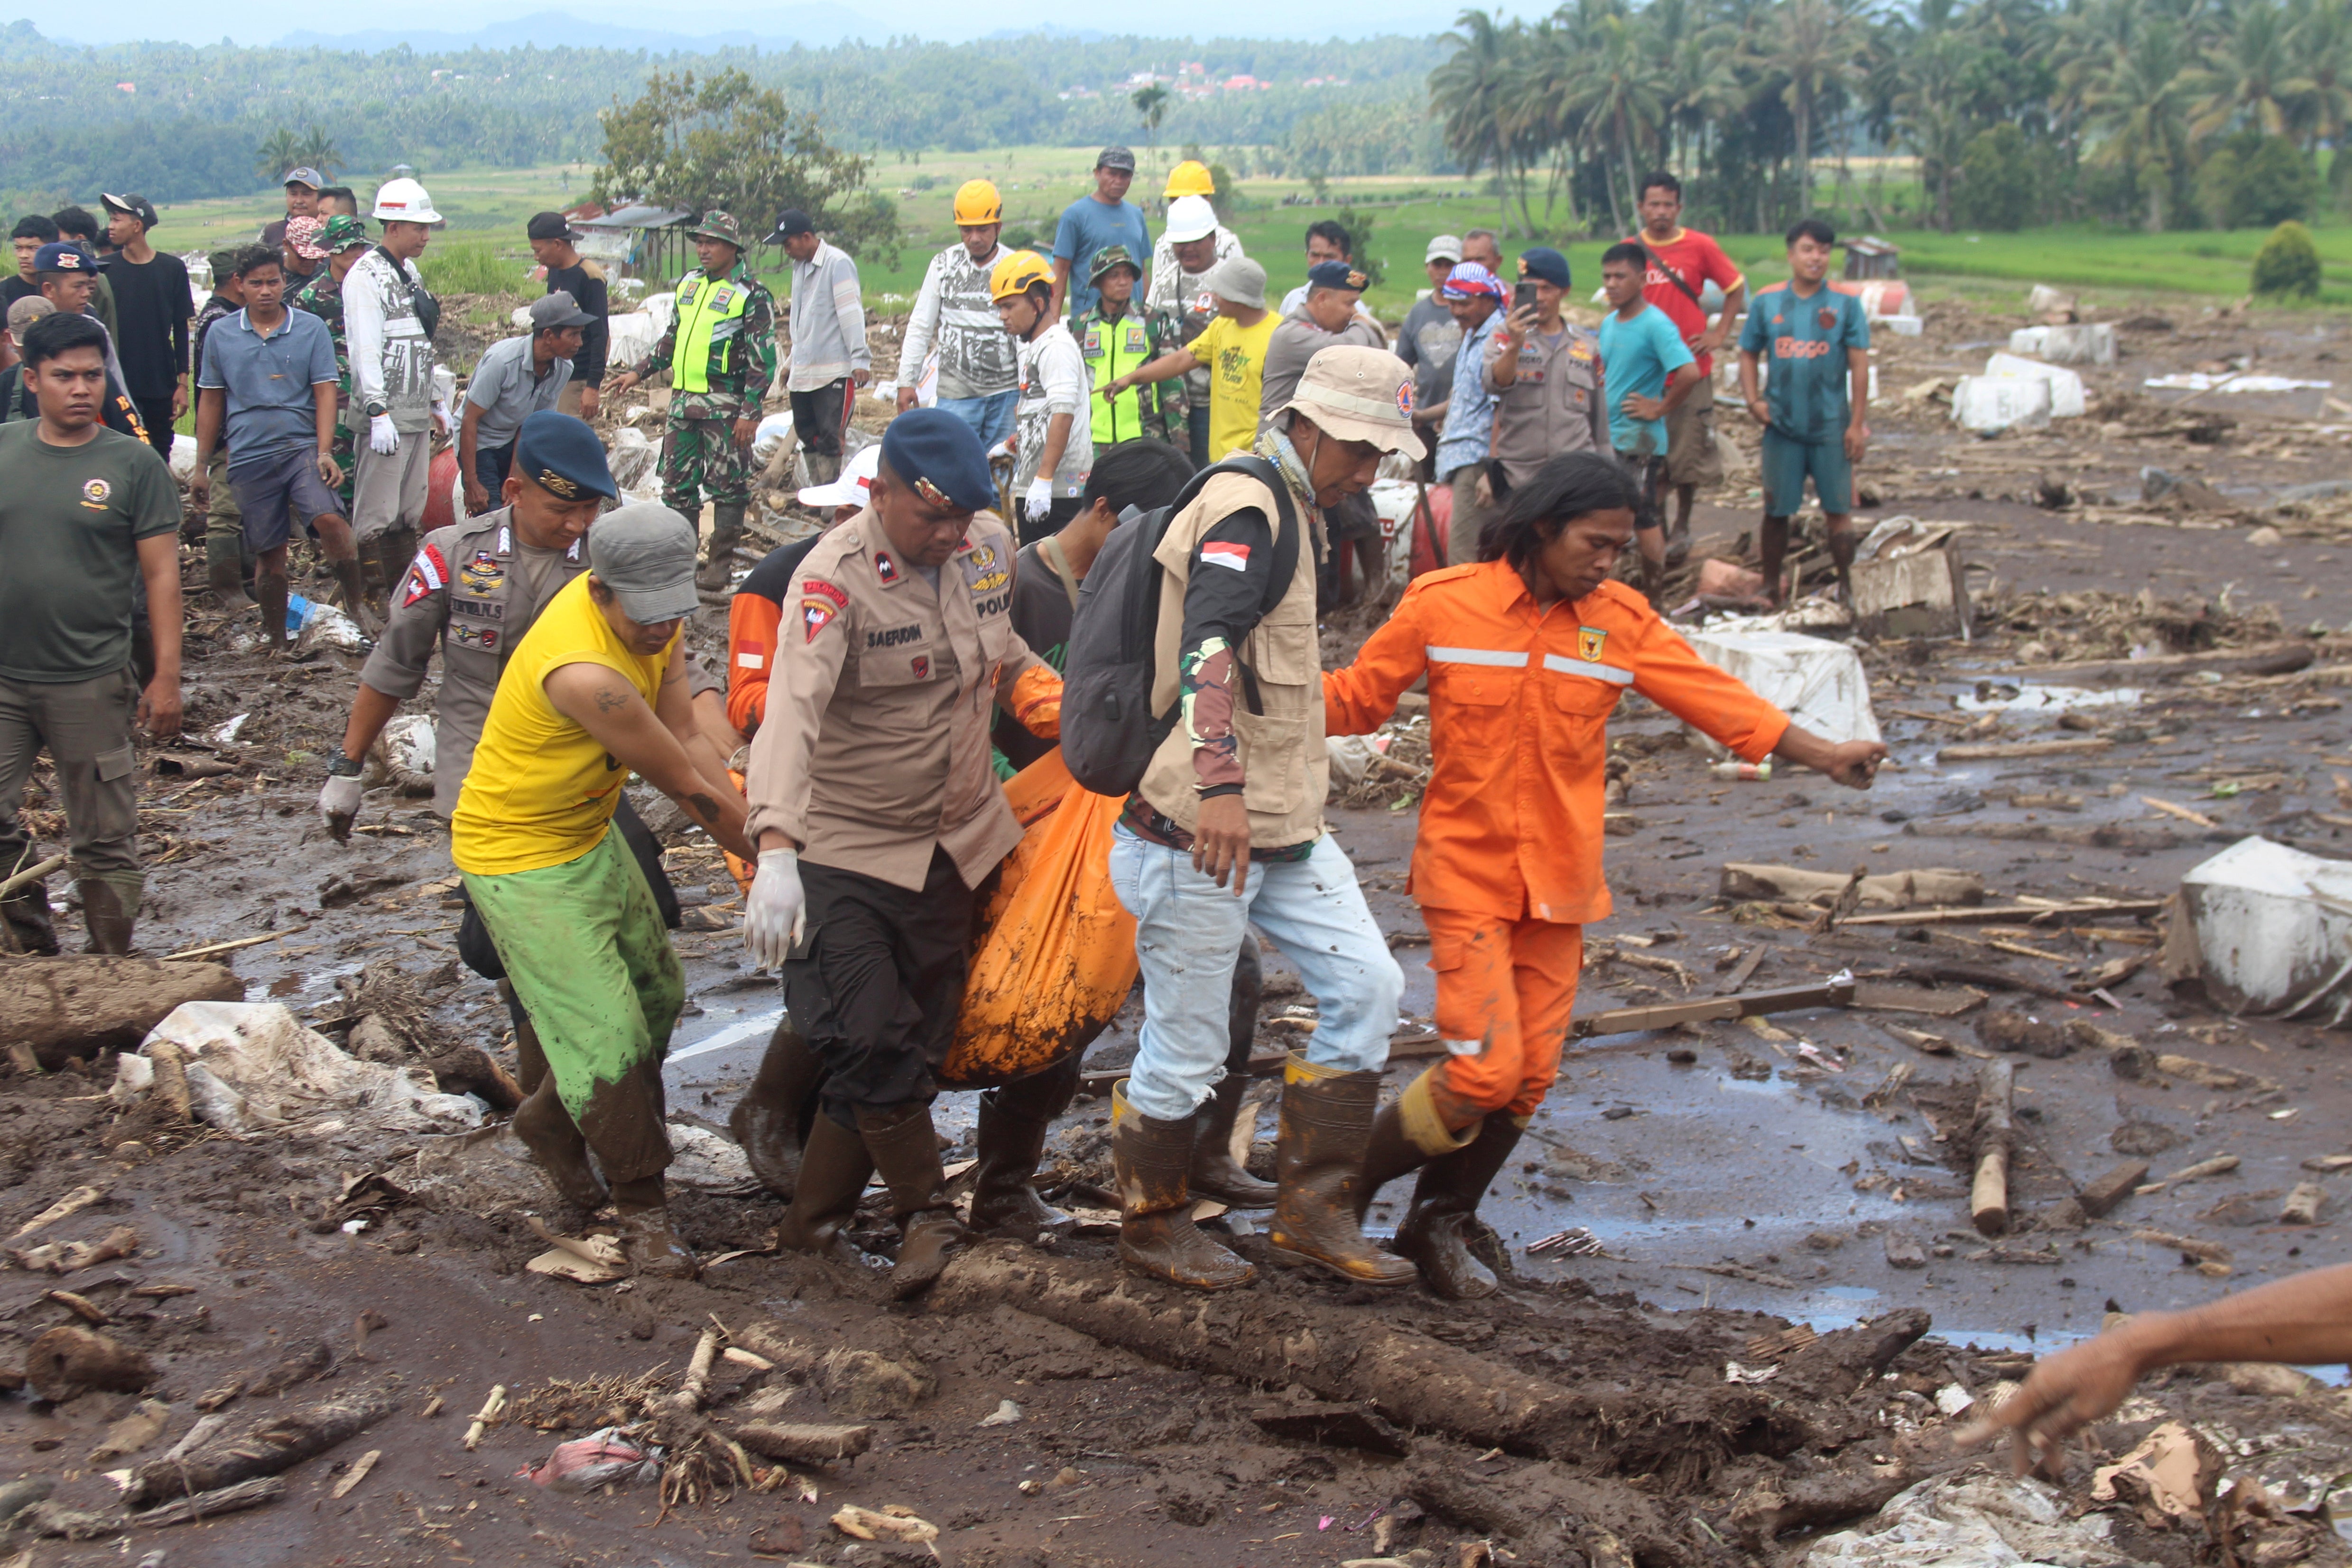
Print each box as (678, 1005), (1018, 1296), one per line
(274, 9), (867, 52)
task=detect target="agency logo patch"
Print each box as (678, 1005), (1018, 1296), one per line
(400, 543), (449, 607)
(874, 550), (900, 586)
(801, 578), (848, 610)
(910, 654), (930, 679)
(79, 478), (111, 508)
(1578, 627), (1608, 663)
(801, 599), (837, 641)
(1394, 380), (1413, 417)
(459, 551), (503, 594)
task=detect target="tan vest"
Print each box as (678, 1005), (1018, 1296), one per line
(1138, 470), (1327, 849)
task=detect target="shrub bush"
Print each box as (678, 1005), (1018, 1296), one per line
(2251, 220), (2322, 298)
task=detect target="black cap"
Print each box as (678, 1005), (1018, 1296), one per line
(1097, 146), (1137, 172)
(526, 211), (574, 242)
(514, 410), (618, 501)
(769, 208), (815, 241)
(100, 193), (159, 230)
(880, 408), (993, 513)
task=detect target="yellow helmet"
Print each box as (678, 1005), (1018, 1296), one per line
(952, 179), (1003, 226)
(1165, 160), (1215, 199)
(989, 249), (1053, 303)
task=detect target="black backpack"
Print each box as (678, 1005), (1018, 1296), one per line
(1060, 453), (1299, 798)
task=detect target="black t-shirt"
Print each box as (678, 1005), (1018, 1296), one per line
(739, 534), (822, 610)
(544, 261), (611, 385)
(993, 538), (1082, 771)
(0, 277), (38, 311)
(102, 250), (191, 400)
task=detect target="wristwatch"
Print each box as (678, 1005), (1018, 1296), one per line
(362, 399), (389, 419)
(326, 753), (365, 778)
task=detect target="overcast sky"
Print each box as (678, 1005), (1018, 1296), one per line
(24, 0), (1529, 47)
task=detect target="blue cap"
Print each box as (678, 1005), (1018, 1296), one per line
(1306, 259), (1370, 293)
(514, 410), (617, 501)
(32, 243), (96, 275)
(1518, 247), (1570, 289)
(880, 408), (993, 513)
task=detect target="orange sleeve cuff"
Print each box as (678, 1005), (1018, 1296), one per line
(1009, 663), (1063, 738)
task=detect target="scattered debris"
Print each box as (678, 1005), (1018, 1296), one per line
(524, 1427), (663, 1491)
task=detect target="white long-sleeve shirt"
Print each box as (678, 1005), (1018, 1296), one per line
(897, 241), (1018, 402)
(344, 248), (441, 432)
(786, 240), (870, 393)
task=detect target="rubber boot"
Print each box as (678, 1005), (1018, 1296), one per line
(1352, 1096), (1432, 1224)
(729, 1017), (823, 1199)
(1666, 488), (1695, 568)
(256, 571), (290, 651)
(776, 1110), (873, 1259)
(609, 1174), (697, 1280)
(968, 1057), (1080, 1237)
(699, 502), (746, 592)
(856, 1102), (971, 1300)
(1112, 1082), (1254, 1290)
(329, 554), (378, 640)
(1395, 1114), (1528, 1300)
(501, 980), (548, 1098)
(204, 534), (255, 611)
(0, 881), (58, 956)
(77, 880), (134, 956)
(1267, 1055), (1417, 1286)
(1190, 935), (1279, 1206)
(1758, 515), (1792, 608)
(802, 452), (841, 489)
(512, 1076), (609, 1212)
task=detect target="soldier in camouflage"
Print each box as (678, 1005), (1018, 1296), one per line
(290, 214), (372, 513)
(608, 211), (779, 592)
(1072, 245), (1188, 448)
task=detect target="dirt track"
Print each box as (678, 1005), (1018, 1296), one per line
(0, 292), (2349, 1564)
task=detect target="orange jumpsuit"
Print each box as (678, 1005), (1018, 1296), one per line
(1324, 561), (1787, 1152)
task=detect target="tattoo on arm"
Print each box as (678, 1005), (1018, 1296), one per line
(685, 792), (722, 823)
(594, 687), (630, 714)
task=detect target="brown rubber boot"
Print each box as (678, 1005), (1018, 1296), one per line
(1189, 936), (1278, 1206)
(204, 534), (255, 610)
(1112, 1082), (1254, 1290)
(77, 880), (135, 956)
(1267, 1055), (1417, 1287)
(501, 981), (548, 1098)
(856, 1102), (972, 1300)
(969, 1057), (1079, 1237)
(698, 502), (746, 592)
(776, 1110), (873, 1259)
(729, 1018), (823, 1200)
(0, 880), (57, 956)
(1759, 515), (1792, 608)
(256, 571), (290, 651)
(609, 1175), (697, 1280)
(1395, 1114), (1527, 1300)
(512, 1078), (609, 1213)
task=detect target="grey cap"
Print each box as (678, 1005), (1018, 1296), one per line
(529, 290), (595, 331)
(1203, 255), (1267, 310)
(1097, 146), (1137, 172)
(6, 296), (56, 334)
(588, 504), (701, 624)
(1425, 233), (1464, 264)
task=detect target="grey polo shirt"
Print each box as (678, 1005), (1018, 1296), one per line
(463, 334), (574, 448)
(196, 307), (339, 469)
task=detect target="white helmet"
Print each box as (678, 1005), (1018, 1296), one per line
(1164, 195), (1219, 245)
(372, 176), (442, 225)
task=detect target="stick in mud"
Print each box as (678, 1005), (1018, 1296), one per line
(1972, 1057), (2016, 1237)
(730, 1422), (876, 1465)
(123, 1393), (399, 1508)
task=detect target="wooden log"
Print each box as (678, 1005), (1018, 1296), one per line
(123, 1393), (398, 1508)
(26, 1325), (155, 1401)
(129, 1476), (284, 1529)
(0, 957), (241, 1067)
(1971, 1057), (2016, 1237)
(2281, 1183), (2327, 1225)
(2077, 1161), (2150, 1219)
(2010, 641), (2315, 686)
(730, 1422), (876, 1465)
(1719, 863), (1984, 909)
(1937, 737), (2112, 761)
(1835, 900), (2165, 928)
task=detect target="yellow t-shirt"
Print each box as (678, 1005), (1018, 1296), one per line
(452, 575), (675, 876)
(1191, 311), (1281, 461)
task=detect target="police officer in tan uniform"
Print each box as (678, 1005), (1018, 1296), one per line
(1485, 247), (1608, 495)
(739, 409), (1065, 1300)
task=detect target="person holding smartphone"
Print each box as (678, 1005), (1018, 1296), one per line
(1484, 247), (1609, 504)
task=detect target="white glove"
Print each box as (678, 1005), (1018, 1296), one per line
(368, 414), (400, 455)
(1022, 476), (1054, 523)
(743, 848), (806, 971)
(318, 773), (363, 841)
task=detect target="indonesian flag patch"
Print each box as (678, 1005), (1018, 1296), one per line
(399, 544), (449, 608)
(1200, 540), (1251, 573)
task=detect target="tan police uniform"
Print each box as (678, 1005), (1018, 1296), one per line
(1484, 323), (1610, 492)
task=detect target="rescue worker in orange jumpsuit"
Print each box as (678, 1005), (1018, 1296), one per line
(1322, 451), (1887, 1299)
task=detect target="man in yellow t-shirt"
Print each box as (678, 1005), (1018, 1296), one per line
(454, 504), (756, 1280)
(1099, 256), (1274, 461)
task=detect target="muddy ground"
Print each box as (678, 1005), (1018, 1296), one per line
(0, 292), (2349, 1565)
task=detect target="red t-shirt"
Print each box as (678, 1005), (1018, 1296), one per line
(1624, 229), (1744, 377)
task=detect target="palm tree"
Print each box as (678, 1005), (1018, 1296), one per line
(2187, 0), (2313, 142)
(253, 127), (304, 186)
(1131, 83), (1170, 171)
(1757, 0), (1862, 216)
(1897, 28), (1976, 230)
(1430, 9), (1521, 232)
(2290, 0), (2352, 161)
(294, 126), (343, 182)
(2087, 18), (2195, 229)
(1558, 13), (1671, 232)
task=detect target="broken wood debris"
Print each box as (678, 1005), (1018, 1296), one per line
(124, 1392), (398, 1507)
(1970, 1058), (2016, 1237)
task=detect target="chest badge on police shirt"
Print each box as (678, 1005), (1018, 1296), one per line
(459, 551), (503, 594)
(911, 655), (930, 680)
(1578, 627), (1608, 663)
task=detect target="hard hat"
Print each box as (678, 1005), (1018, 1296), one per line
(953, 180), (1003, 226)
(1164, 195), (1219, 245)
(989, 250), (1052, 303)
(372, 176), (442, 225)
(1165, 159), (1215, 199)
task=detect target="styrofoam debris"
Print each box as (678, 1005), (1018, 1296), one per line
(1984, 352), (2086, 418)
(2144, 372), (2333, 393)
(2181, 836), (2352, 1020)
(113, 1002), (482, 1135)
(167, 435), (197, 482)
(1683, 628), (1881, 760)
(1952, 375), (2053, 433)
(207, 713), (249, 745)
(2008, 323), (2115, 365)
(299, 602), (368, 653)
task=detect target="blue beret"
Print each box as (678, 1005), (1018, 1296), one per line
(32, 243), (95, 274)
(881, 408), (994, 513)
(514, 410), (617, 501)
(1518, 247), (1571, 289)
(1307, 259), (1370, 293)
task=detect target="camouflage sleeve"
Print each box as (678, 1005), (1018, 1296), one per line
(1149, 310), (1189, 441)
(741, 282), (780, 397)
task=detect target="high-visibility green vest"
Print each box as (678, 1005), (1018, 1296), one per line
(673, 269), (752, 395)
(1080, 310), (1155, 446)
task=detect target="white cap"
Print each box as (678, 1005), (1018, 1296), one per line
(798, 443), (883, 510)
(372, 176), (442, 225)
(1164, 195), (1219, 245)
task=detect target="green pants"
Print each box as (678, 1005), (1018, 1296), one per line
(659, 414), (752, 512)
(463, 828), (684, 1182)
(204, 450), (242, 545)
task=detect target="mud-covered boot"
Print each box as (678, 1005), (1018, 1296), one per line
(501, 980), (548, 1097)
(0, 878), (58, 956)
(1267, 1055), (1417, 1287)
(330, 555), (379, 640)
(857, 1102), (971, 1300)
(1394, 1114), (1527, 1300)
(1190, 936), (1278, 1206)
(969, 1057), (1080, 1236)
(512, 1077), (609, 1212)
(256, 572), (291, 651)
(609, 1175), (697, 1280)
(204, 534), (255, 611)
(729, 1018), (823, 1199)
(1112, 1082), (1253, 1290)
(776, 1111), (873, 1260)
(699, 502), (746, 592)
(77, 880), (136, 956)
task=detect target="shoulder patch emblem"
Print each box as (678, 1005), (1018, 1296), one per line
(801, 599), (837, 641)
(802, 578), (848, 610)
(874, 550), (901, 586)
(1578, 627), (1608, 663)
(910, 655), (930, 680)
(400, 543), (450, 608)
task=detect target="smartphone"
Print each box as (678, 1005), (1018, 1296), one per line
(1513, 280), (1539, 315)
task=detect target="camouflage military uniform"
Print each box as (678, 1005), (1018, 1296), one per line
(633, 254), (778, 515)
(290, 268), (359, 508)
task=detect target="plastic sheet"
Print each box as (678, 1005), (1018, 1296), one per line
(112, 1002), (482, 1135)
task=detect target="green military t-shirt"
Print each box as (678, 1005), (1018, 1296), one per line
(0, 422), (180, 683)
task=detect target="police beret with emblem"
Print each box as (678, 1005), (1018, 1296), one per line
(32, 243), (94, 274)
(1517, 246), (1571, 289)
(1307, 259), (1369, 293)
(514, 410), (617, 501)
(880, 408), (993, 514)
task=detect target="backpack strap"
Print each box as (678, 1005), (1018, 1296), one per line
(1637, 241), (1706, 310)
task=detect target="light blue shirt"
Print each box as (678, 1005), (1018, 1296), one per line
(1597, 301), (1695, 457)
(1435, 308), (1502, 480)
(1051, 196), (1150, 320)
